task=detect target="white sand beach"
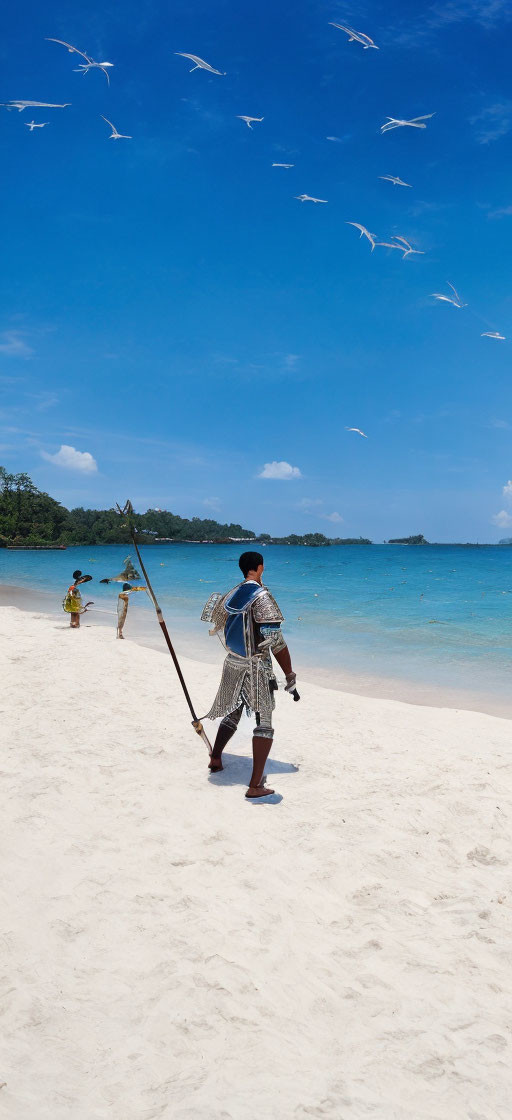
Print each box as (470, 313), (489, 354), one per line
(2, 601), (512, 1119)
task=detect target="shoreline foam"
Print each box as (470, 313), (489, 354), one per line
(1, 579), (510, 720)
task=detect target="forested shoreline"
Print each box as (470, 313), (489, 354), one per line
(0, 468), (255, 546)
(0, 468), (372, 547)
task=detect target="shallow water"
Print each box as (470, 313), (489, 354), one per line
(2, 543), (512, 714)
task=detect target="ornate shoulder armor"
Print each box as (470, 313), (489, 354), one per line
(201, 591), (230, 636)
(201, 592), (223, 623)
(252, 588), (284, 624)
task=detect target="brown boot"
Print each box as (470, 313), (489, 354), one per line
(246, 734), (275, 797)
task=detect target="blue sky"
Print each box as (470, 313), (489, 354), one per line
(1, 0), (512, 540)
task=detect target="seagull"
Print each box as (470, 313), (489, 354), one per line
(25, 120), (49, 130)
(295, 194), (328, 203)
(329, 22), (379, 49)
(101, 114), (131, 139)
(1, 100), (70, 112)
(175, 52), (225, 75)
(381, 114), (435, 133)
(346, 222), (377, 250)
(389, 235), (424, 258)
(272, 162), (294, 167)
(345, 427), (367, 438)
(46, 39), (114, 84)
(431, 282), (466, 308)
(379, 175), (411, 187)
(376, 240), (406, 253)
(482, 331), (506, 340)
(237, 115), (263, 129)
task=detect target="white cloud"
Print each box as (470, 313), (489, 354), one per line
(26, 391), (59, 412)
(429, 0), (511, 26)
(0, 331), (34, 358)
(283, 354), (300, 370)
(389, 1), (511, 47)
(41, 444), (98, 473)
(503, 481), (512, 498)
(488, 205), (512, 220)
(296, 497), (323, 509)
(258, 461), (302, 480)
(203, 497), (221, 512)
(471, 102), (512, 144)
(213, 354), (239, 366)
(295, 499), (343, 523)
(492, 510), (512, 528)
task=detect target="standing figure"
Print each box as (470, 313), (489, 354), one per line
(201, 551), (298, 799)
(62, 570), (93, 628)
(116, 583), (148, 639)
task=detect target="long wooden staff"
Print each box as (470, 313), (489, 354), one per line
(116, 501), (212, 755)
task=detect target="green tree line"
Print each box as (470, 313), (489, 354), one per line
(0, 468), (255, 545)
(259, 532), (372, 546)
(0, 468), (373, 546)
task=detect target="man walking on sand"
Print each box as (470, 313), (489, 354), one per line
(201, 551), (297, 799)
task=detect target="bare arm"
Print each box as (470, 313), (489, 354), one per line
(272, 643), (293, 677)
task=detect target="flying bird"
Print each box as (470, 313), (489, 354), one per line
(101, 114), (131, 139)
(237, 115), (263, 129)
(46, 39), (114, 84)
(1, 100), (70, 111)
(175, 52), (225, 75)
(346, 222), (377, 250)
(431, 282), (466, 308)
(381, 114), (435, 133)
(329, 22), (379, 49)
(376, 241), (406, 253)
(25, 120), (49, 130)
(389, 235), (424, 258)
(295, 194), (328, 203)
(379, 175), (411, 187)
(345, 427), (367, 438)
(482, 331), (506, 340)
(272, 162), (294, 167)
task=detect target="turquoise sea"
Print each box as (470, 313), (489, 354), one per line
(2, 543), (512, 715)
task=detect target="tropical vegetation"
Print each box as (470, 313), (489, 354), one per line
(0, 467), (373, 547)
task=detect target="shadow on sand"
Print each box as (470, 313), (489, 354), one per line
(207, 752), (298, 803)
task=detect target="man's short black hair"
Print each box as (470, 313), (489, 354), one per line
(239, 551), (264, 578)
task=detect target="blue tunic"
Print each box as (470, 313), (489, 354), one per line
(224, 581), (264, 656)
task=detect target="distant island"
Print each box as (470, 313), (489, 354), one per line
(0, 467), (371, 547)
(387, 534), (429, 545)
(258, 533), (372, 547)
(385, 535), (504, 547)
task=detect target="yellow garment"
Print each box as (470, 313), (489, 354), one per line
(63, 585), (83, 614)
